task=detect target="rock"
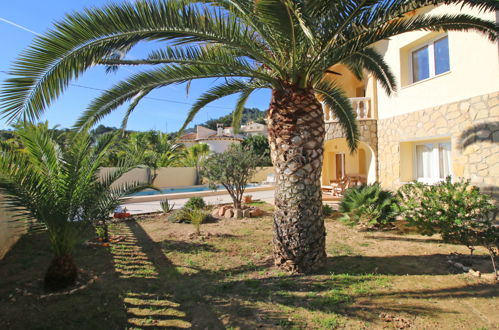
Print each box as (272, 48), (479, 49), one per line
(211, 208), (220, 218)
(224, 208), (234, 218)
(218, 205), (230, 217)
(243, 209), (251, 218)
(249, 208), (264, 217)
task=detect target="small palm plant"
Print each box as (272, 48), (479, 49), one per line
(184, 208), (208, 235)
(0, 122), (148, 290)
(339, 183), (398, 230)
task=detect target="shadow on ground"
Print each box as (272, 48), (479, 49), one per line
(117, 222), (499, 328)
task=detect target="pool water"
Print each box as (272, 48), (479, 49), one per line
(132, 183), (262, 196)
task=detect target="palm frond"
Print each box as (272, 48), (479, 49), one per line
(0, 0), (275, 123)
(341, 47), (397, 95)
(315, 80), (360, 152)
(232, 88), (254, 133)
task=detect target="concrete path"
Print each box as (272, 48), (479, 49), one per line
(123, 189), (275, 215)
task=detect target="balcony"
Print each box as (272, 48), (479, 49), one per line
(323, 97), (375, 122)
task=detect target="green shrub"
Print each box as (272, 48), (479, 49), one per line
(397, 178), (495, 237)
(323, 204), (334, 217)
(185, 197), (206, 210)
(167, 207), (214, 224)
(184, 208), (209, 235)
(339, 183), (398, 229)
(397, 178), (498, 274)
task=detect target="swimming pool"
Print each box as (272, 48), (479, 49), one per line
(132, 183), (262, 196)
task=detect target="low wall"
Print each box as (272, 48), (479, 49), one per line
(99, 166), (275, 188)
(0, 195), (26, 259)
(98, 167), (150, 189)
(251, 167), (275, 183)
(153, 167), (197, 187)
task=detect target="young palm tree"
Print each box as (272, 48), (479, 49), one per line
(178, 143), (211, 184)
(1, 0), (497, 272)
(124, 131), (183, 182)
(0, 123), (148, 290)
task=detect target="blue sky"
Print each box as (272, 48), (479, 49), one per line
(0, 0), (271, 132)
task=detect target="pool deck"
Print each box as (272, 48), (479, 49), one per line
(123, 188), (276, 215)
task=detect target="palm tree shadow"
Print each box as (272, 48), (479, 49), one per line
(365, 235), (444, 244)
(458, 121), (499, 149)
(117, 220), (499, 329)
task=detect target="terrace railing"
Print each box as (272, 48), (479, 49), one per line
(323, 97), (375, 122)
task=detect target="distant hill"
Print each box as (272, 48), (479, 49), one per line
(0, 107), (267, 137)
(185, 107), (266, 133)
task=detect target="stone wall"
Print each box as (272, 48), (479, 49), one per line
(378, 91), (499, 201)
(325, 119), (379, 180)
(0, 195), (26, 259)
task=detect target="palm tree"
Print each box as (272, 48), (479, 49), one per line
(179, 143), (211, 185)
(125, 131), (183, 181)
(0, 123), (147, 290)
(1, 0), (497, 272)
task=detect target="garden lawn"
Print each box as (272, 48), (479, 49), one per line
(0, 203), (498, 329)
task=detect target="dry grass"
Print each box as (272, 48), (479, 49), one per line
(0, 203), (498, 329)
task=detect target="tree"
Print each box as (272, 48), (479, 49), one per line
(0, 123), (146, 290)
(241, 135), (272, 166)
(202, 144), (260, 213)
(1, 0), (497, 272)
(178, 143), (210, 185)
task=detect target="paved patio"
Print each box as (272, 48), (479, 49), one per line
(123, 189), (276, 215)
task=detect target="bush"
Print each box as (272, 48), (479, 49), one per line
(167, 209), (189, 223)
(167, 207), (214, 224)
(339, 183), (398, 229)
(397, 178), (498, 275)
(185, 197), (206, 210)
(397, 178), (495, 237)
(323, 204), (334, 217)
(201, 144), (261, 212)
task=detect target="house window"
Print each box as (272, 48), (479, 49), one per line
(411, 36), (450, 83)
(415, 141), (451, 183)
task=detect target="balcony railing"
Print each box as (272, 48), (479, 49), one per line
(323, 97), (375, 122)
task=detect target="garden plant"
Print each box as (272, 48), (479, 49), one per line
(339, 183), (398, 230)
(202, 144), (261, 216)
(0, 123), (147, 289)
(1, 0), (497, 272)
(397, 178), (498, 277)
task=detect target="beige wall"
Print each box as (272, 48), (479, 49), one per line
(378, 91), (499, 203)
(98, 167), (150, 189)
(324, 119), (379, 184)
(0, 195), (26, 259)
(153, 167), (197, 187)
(375, 5), (499, 119)
(99, 166), (275, 189)
(322, 139), (376, 185)
(251, 167), (275, 183)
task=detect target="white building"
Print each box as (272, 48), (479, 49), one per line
(178, 124), (243, 153)
(240, 121), (268, 137)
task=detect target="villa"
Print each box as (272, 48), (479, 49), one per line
(178, 124), (244, 153)
(240, 121), (268, 137)
(320, 5), (499, 202)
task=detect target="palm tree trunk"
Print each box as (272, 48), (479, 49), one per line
(44, 254), (78, 291)
(268, 86), (326, 273)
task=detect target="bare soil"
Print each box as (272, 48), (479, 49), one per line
(0, 204), (497, 329)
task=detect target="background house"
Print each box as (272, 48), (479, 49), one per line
(321, 4), (499, 202)
(178, 124), (243, 153)
(240, 121), (268, 137)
